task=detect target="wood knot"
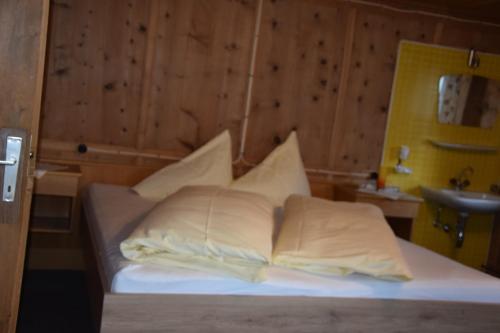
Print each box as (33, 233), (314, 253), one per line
(54, 67), (69, 76)
(138, 24), (147, 33)
(103, 82), (115, 91)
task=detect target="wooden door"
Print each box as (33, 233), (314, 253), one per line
(0, 1), (49, 332)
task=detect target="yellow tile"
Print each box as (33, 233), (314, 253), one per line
(383, 41), (500, 270)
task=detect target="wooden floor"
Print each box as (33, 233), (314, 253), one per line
(17, 270), (95, 333)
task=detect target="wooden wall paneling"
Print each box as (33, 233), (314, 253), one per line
(99, 1), (150, 147)
(143, 0), (257, 158)
(80, 0), (107, 144)
(436, 20), (500, 54)
(41, 0), (149, 147)
(142, 0), (193, 156)
(41, 0), (87, 143)
(329, 5), (437, 172)
(360, 0), (500, 25)
(327, 7), (356, 172)
(58, 0), (107, 143)
(77, 163), (157, 188)
(216, 0), (261, 158)
(38, 139), (158, 166)
(245, 0), (348, 169)
(136, 0), (160, 153)
(38, 0), (500, 178)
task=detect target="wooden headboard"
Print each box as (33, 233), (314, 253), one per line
(38, 158), (342, 201)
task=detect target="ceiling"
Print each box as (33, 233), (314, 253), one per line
(361, 0), (500, 24)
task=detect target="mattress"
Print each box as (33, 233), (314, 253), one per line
(83, 183), (500, 303)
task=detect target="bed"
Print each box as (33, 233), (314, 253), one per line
(82, 183), (500, 332)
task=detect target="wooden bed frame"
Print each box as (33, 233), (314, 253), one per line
(81, 190), (500, 333)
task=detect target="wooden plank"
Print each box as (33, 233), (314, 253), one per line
(245, 0), (348, 168)
(100, 1), (150, 147)
(0, 1), (49, 331)
(135, 0), (159, 154)
(42, 0), (150, 147)
(100, 293), (500, 333)
(327, 7), (357, 169)
(143, 0), (257, 158)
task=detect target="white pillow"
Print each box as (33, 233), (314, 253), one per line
(231, 131), (310, 206)
(273, 195), (413, 281)
(121, 186), (274, 281)
(133, 130), (233, 201)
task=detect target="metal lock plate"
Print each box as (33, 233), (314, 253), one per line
(1, 136), (22, 202)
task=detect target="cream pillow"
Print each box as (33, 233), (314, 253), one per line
(133, 130), (233, 201)
(231, 131), (310, 207)
(121, 186), (274, 281)
(273, 195), (413, 281)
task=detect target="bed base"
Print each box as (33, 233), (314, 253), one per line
(101, 293), (500, 333)
(82, 209), (500, 333)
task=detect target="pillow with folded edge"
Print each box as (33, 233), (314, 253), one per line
(273, 195), (413, 281)
(121, 186), (275, 282)
(132, 130), (233, 201)
(230, 131), (311, 207)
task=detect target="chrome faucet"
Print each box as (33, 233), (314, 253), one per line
(449, 166), (474, 191)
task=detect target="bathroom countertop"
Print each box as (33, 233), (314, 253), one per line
(357, 188), (423, 202)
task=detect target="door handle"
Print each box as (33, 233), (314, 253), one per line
(0, 158), (17, 165)
(1, 136), (22, 202)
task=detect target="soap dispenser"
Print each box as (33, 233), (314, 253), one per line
(394, 145), (412, 174)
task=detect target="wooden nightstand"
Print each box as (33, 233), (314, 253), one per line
(334, 185), (422, 241)
(31, 164), (82, 233)
(27, 163), (83, 269)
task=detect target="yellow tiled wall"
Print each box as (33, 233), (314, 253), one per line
(382, 41), (500, 270)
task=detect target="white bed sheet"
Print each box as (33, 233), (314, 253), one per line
(84, 183), (500, 303)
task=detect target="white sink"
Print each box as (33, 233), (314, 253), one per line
(421, 186), (500, 214)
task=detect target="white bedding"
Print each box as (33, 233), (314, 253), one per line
(84, 183), (500, 303)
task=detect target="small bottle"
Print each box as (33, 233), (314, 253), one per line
(377, 167), (387, 190)
(366, 172), (378, 191)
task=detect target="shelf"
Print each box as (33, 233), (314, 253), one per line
(30, 194), (72, 233)
(30, 164), (81, 234)
(30, 217), (71, 233)
(429, 139), (497, 153)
